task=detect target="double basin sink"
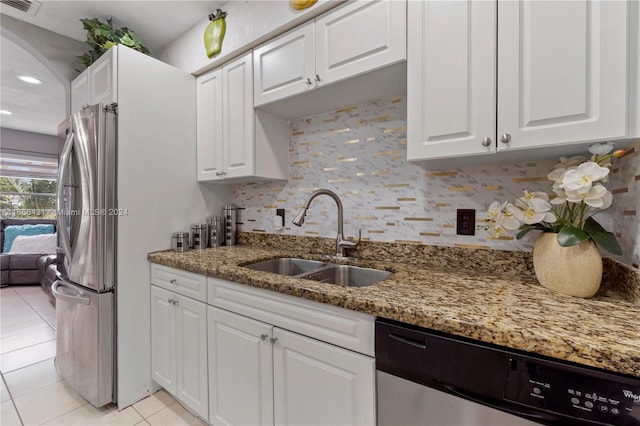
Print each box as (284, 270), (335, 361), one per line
(243, 258), (392, 287)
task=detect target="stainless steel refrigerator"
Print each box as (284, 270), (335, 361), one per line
(53, 104), (117, 407)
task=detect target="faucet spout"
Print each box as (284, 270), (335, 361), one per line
(292, 189), (360, 257)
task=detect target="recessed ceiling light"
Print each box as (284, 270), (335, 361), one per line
(0, 110), (12, 115)
(17, 75), (42, 84)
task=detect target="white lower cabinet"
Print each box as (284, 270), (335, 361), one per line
(208, 306), (375, 426)
(273, 327), (375, 426)
(151, 285), (208, 420)
(208, 306), (273, 426)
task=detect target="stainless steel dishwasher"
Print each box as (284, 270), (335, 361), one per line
(376, 318), (640, 425)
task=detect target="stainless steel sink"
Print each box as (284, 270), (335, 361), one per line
(243, 258), (392, 287)
(300, 265), (392, 287)
(243, 258), (328, 276)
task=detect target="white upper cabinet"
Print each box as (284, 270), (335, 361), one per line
(196, 69), (224, 181)
(254, 0), (406, 108)
(223, 54), (255, 179)
(497, 0), (628, 151)
(315, 0), (406, 87)
(253, 23), (316, 106)
(71, 48), (117, 113)
(197, 53), (289, 182)
(407, 0), (497, 161)
(408, 0), (633, 164)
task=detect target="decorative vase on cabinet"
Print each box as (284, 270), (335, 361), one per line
(532, 232), (602, 298)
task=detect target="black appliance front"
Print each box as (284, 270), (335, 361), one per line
(376, 318), (640, 425)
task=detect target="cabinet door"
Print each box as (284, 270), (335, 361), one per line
(498, 0), (628, 151)
(151, 286), (176, 395)
(407, 0), (497, 161)
(273, 328), (375, 426)
(208, 307), (273, 426)
(71, 69), (89, 113)
(222, 53), (255, 178)
(175, 295), (208, 420)
(254, 23), (315, 107)
(196, 69), (225, 181)
(315, 0), (406, 87)
(90, 48), (117, 106)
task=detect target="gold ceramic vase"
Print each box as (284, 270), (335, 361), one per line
(532, 232), (603, 298)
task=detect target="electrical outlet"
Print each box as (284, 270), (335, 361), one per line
(456, 209), (475, 236)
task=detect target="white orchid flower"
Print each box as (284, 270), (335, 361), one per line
(487, 201), (505, 221)
(547, 167), (568, 183)
(520, 190), (549, 201)
(600, 191), (613, 209)
(550, 186), (567, 205)
(519, 197), (556, 224)
(562, 162), (610, 194)
(491, 224), (508, 238)
(566, 185), (612, 209)
(500, 203), (524, 230)
(588, 141), (615, 155)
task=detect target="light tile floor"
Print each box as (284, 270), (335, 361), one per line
(0, 286), (204, 425)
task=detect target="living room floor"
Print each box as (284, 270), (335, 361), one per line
(1, 286), (204, 425)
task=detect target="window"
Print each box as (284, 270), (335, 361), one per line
(0, 155), (57, 219)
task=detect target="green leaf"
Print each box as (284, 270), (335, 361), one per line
(583, 217), (623, 255)
(557, 226), (590, 247)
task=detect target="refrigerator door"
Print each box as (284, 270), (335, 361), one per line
(53, 278), (114, 407)
(57, 104), (116, 292)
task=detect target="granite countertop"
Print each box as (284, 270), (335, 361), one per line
(148, 244), (640, 378)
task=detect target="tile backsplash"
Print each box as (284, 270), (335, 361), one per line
(232, 96), (640, 269)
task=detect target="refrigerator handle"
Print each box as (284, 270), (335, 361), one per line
(57, 130), (74, 262)
(52, 279), (91, 305)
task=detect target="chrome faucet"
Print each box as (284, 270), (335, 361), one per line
(292, 189), (361, 258)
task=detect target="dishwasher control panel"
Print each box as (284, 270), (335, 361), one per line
(504, 358), (640, 425)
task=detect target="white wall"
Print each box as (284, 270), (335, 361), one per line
(159, 0), (345, 75)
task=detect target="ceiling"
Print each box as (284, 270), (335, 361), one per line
(0, 0), (225, 136)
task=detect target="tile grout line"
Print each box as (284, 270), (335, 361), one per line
(2, 371), (25, 425)
(13, 287), (56, 330)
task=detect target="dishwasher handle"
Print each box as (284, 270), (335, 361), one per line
(438, 381), (559, 424)
(389, 332), (427, 349)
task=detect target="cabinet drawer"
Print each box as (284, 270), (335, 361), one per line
(151, 264), (207, 303)
(208, 278), (374, 356)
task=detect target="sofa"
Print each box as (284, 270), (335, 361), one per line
(1, 218), (59, 304)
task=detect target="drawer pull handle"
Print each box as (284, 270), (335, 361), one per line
(260, 334), (268, 341)
(170, 279), (177, 284)
(270, 337), (278, 344)
(389, 332), (427, 349)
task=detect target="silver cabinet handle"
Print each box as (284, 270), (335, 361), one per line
(260, 334), (268, 341)
(314, 74), (321, 82)
(305, 78), (313, 85)
(499, 133), (512, 144)
(169, 279), (177, 284)
(270, 337), (278, 344)
(481, 137), (492, 147)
